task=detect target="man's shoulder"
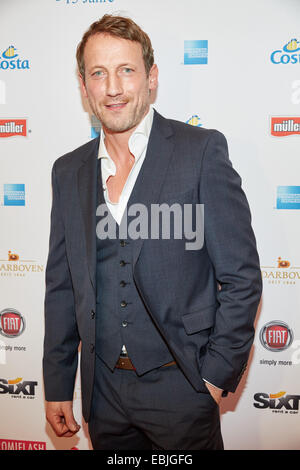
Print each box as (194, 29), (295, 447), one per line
(53, 137), (99, 173)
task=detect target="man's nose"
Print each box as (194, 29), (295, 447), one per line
(106, 73), (123, 97)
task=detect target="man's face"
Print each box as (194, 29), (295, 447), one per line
(80, 33), (158, 135)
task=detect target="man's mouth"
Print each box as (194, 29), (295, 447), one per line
(105, 102), (127, 110)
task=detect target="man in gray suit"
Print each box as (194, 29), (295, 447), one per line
(43, 15), (262, 450)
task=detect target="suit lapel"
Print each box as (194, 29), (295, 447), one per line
(127, 110), (175, 270)
(77, 137), (99, 293)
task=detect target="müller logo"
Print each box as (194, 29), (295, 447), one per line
(259, 321), (293, 352)
(271, 117), (300, 137)
(0, 119), (27, 138)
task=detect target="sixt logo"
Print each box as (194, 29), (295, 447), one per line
(270, 38), (300, 64)
(254, 391), (300, 413)
(0, 377), (38, 397)
(0, 46), (30, 70)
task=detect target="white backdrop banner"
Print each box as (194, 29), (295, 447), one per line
(0, 0), (299, 451)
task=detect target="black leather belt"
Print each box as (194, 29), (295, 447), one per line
(115, 356), (176, 371)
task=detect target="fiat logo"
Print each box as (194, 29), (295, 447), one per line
(0, 308), (26, 338)
(259, 321), (293, 352)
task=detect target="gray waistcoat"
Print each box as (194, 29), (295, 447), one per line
(95, 159), (173, 374)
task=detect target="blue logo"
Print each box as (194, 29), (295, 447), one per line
(271, 39), (300, 64)
(184, 40), (208, 65)
(91, 115), (101, 139)
(1, 184), (25, 206)
(91, 127), (100, 139)
(0, 46), (30, 70)
(186, 115), (202, 127)
(276, 186), (300, 210)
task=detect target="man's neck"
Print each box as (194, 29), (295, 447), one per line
(103, 127), (134, 166)
(102, 106), (150, 166)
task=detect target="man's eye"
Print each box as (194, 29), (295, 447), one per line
(93, 70), (104, 77)
(122, 67), (133, 73)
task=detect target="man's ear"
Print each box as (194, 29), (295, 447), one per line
(78, 73), (88, 98)
(148, 64), (158, 92)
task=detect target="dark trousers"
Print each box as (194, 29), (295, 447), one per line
(88, 355), (223, 450)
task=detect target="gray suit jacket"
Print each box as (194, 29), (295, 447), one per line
(43, 110), (262, 421)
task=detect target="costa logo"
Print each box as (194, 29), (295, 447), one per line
(0, 308), (25, 338)
(259, 321), (293, 352)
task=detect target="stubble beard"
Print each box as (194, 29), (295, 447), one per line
(92, 94), (150, 134)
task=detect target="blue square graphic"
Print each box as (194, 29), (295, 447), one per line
(91, 127), (100, 139)
(184, 40), (208, 65)
(276, 186), (300, 210)
(4, 184), (25, 206)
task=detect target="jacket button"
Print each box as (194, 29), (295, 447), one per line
(120, 300), (127, 307)
(90, 344), (95, 353)
(120, 260), (126, 267)
(120, 240), (126, 247)
(91, 310), (95, 319)
(120, 280), (126, 287)
(122, 321), (128, 327)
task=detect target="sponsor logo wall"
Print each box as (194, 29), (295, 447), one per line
(0, 0), (299, 451)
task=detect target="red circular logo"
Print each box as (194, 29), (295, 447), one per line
(0, 309), (25, 338)
(259, 321), (293, 351)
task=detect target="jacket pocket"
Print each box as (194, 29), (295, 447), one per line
(182, 303), (217, 335)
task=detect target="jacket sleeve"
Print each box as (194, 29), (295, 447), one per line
(199, 130), (262, 393)
(43, 161), (80, 401)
